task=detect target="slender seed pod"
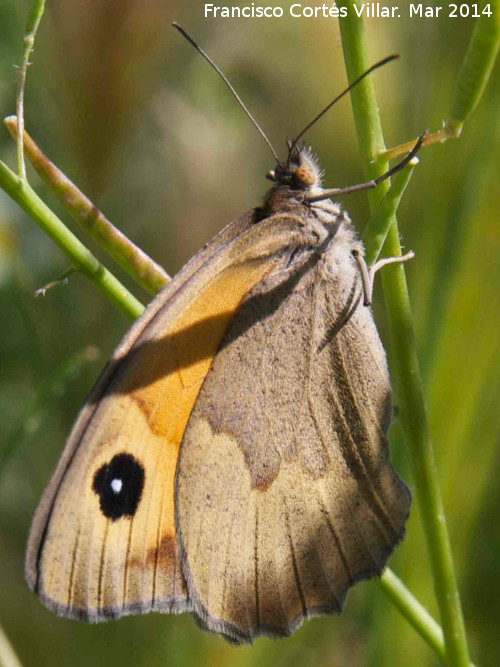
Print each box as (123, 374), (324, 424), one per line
(447, 0), (500, 136)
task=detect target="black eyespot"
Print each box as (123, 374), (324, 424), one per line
(92, 453), (145, 521)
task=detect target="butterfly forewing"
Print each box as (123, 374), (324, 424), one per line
(26, 211), (309, 621)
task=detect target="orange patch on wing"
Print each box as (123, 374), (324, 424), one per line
(121, 261), (273, 445)
(128, 533), (178, 569)
(111, 260), (278, 577)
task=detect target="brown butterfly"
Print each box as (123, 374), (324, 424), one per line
(26, 27), (422, 643)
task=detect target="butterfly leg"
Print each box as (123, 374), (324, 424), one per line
(352, 248), (414, 306)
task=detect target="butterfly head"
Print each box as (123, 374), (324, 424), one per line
(266, 141), (323, 191)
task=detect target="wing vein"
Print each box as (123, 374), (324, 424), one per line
(297, 271), (338, 605)
(317, 490), (354, 587)
(97, 521), (109, 614)
(331, 333), (397, 541)
(253, 500), (260, 631)
(67, 525), (81, 610)
(284, 497), (308, 618)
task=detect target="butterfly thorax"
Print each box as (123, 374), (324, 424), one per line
(263, 142), (356, 248)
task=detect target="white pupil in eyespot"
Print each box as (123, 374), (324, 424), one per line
(110, 478), (123, 494)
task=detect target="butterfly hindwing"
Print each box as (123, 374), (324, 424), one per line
(176, 228), (411, 643)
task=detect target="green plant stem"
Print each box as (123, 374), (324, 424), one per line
(0, 159), (144, 319)
(0, 623), (23, 667)
(16, 0), (46, 180)
(4, 116), (170, 295)
(378, 569), (446, 663)
(362, 160), (416, 265)
(337, 2), (470, 666)
(447, 0), (500, 134)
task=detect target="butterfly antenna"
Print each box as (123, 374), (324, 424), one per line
(172, 23), (280, 164)
(289, 54), (399, 156)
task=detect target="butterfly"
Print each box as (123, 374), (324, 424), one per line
(25, 27), (421, 644)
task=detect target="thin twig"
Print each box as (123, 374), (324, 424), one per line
(378, 129), (454, 163)
(0, 158), (144, 319)
(34, 266), (76, 297)
(4, 116), (170, 295)
(16, 0), (46, 180)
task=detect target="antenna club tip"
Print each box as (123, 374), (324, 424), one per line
(380, 54), (400, 67)
(171, 21), (186, 36)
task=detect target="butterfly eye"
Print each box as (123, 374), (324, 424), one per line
(294, 165), (316, 186)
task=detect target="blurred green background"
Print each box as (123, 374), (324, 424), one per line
(0, 1), (498, 665)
